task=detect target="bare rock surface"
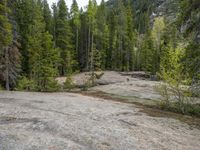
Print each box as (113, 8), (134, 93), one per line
(0, 91), (200, 150)
(56, 71), (128, 86)
(56, 71), (161, 100)
(92, 78), (161, 100)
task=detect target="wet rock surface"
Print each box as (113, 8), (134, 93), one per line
(0, 91), (200, 150)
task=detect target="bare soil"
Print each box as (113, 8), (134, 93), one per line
(0, 91), (200, 150)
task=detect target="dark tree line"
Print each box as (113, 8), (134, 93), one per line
(0, 0), (199, 91)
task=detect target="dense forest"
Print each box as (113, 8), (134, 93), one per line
(0, 0), (199, 91)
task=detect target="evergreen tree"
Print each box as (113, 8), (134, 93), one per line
(107, 9), (117, 69)
(70, 0), (80, 69)
(86, 0), (98, 71)
(178, 0), (200, 83)
(0, 0), (18, 90)
(112, 0), (127, 71)
(140, 31), (154, 73)
(25, 0), (59, 91)
(96, 0), (109, 70)
(52, 2), (58, 46)
(42, 0), (52, 33)
(124, 2), (136, 71)
(79, 8), (88, 70)
(35, 32), (59, 91)
(184, 42), (200, 83)
(15, 0), (35, 75)
(0, 41), (21, 90)
(0, 0), (12, 48)
(56, 0), (74, 75)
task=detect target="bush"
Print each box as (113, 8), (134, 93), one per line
(184, 104), (200, 116)
(16, 77), (60, 92)
(155, 83), (171, 108)
(0, 85), (4, 90)
(81, 78), (93, 91)
(156, 82), (200, 116)
(156, 43), (200, 115)
(168, 102), (200, 116)
(63, 76), (75, 91)
(81, 72), (104, 91)
(39, 77), (60, 92)
(16, 77), (37, 91)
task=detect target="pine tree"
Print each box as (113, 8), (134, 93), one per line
(52, 2), (58, 47)
(124, 2), (136, 71)
(36, 32), (59, 91)
(140, 31), (154, 73)
(56, 0), (74, 75)
(0, 0), (17, 90)
(27, 0), (59, 91)
(70, 0), (80, 70)
(15, 0), (35, 75)
(0, 0), (12, 48)
(79, 8), (88, 70)
(42, 0), (52, 33)
(184, 42), (200, 82)
(178, 0), (200, 83)
(112, 0), (127, 71)
(107, 9), (117, 70)
(84, 0), (98, 71)
(0, 41), (21, 90)
(96, 0), (109, 70)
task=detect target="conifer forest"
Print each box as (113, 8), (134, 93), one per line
(0, 0), (199, 91)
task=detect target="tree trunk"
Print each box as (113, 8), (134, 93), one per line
(87, 26), (91, 71)
(5, 47), (10, 91)
(76, 28), (79, 53)
(91, 33), (94, 71)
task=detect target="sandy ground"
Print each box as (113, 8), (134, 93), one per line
(0, 91), (200, 150)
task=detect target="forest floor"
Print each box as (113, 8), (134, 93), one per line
(0, 91), (200, 150)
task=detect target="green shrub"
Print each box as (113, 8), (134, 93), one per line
(0, 85), (4, 90)
(81, 72), (104, 91)
(16, 77), (37, 91)
(39, 77), (60, 92)
(185, 104), (200, 116)
(63, 76), (75, 91)
(156, 82), (200, 116)
(155, 83), (171, 108)
(81, 78), (92, 91)
(169, 102), (200, 116)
